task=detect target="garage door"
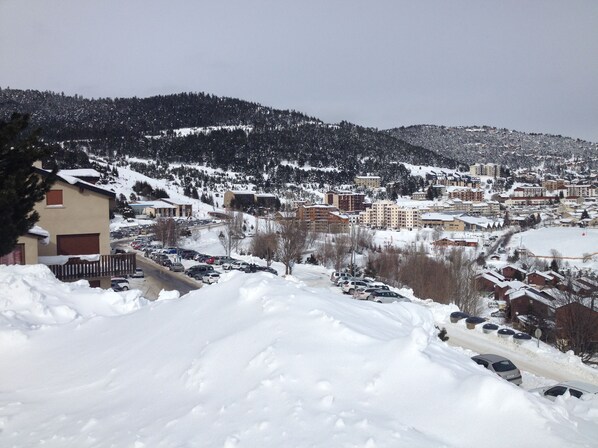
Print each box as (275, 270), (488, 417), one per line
(57, 234), (100, 255)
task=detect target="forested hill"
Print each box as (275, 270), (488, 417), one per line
(387, 125), (598, 171)
(0, 88), (459, 186)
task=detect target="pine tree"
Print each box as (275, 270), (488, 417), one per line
(0, 113), (56, 256)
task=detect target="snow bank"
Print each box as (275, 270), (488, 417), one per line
(0, 266), (596, 447)
(0, 264), (147, 334)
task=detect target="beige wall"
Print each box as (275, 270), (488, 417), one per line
(35, 180), (111, 257)
(16, 233), (40, 264)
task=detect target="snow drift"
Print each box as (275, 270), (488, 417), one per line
(0, 266), (596, 447)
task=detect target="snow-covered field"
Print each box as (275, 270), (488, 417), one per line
(1, 263), (597, 447)
(509, 227), (598, 260)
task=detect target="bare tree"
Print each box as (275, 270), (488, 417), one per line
(331, 234), (351, 272)
(447, 248), (482, 315)
(249, 217), (278, 266)
(277, 219), (309, 275)
(555, 282), (598, 362)
(153, 218), (182, 247)
(365, 246), (401, 286)
(219, 211), (243, 257)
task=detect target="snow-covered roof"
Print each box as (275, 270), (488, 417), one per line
(421, 213), (455, 222)
(254, 193), (277, 198)
(28, 225), (49, 239)
(58, 168), (101, 178)
(509, 287), (555, 308)
(35, 167), (115, 198)
(142, 201), (177, 209)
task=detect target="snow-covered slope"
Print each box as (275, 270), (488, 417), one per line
(0, 265), (596, 447)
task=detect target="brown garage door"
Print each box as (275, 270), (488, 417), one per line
(0, 244), (24, 264)
(57, 234), (100, 255)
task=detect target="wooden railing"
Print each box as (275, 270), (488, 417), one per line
(47, 253), (136, 281)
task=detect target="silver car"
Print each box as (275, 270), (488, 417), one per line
(368, 290), (411, 304)
(531, 381), (598, 401)
(471, 354), (522, 386)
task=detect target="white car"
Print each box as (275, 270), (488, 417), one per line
(530, 381), (598, 401)
(353, 287), (384, 300)
(231, 261), (249, 270)
(341, 280), (370, 295)
(202, 272), (221, 284)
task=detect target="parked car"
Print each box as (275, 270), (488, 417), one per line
(353, 287), (383, 300)
(169, 262), (185, 272)
(231, 260), (250, 270)
(335, 276), (357, 287)
(530, 381), (598, 401)
(111, 278), (130, 291)
(202, 272), (221, 284)
(185, 264), (215, 278)
(342, 280), (370, 295)
(471, 354), (522, 386)
(221, 259), (240, 270)
(130, 268), (144, 278)
(180, 249), (198, 260)
(368, 290), (411, 303)
(161, 259), (173, 268)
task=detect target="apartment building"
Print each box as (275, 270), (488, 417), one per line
(470, 163), (501, 177)
(296, 205), (349, 233)
(325, 190), (366, 212)
(447, 187), (484, 202)
(354, 175), (381, 188)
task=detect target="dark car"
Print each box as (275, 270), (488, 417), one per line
(181, 249), (198, 260)
(185, 264), (214, 278)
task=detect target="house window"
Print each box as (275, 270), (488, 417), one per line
(46, 190), (63, 206)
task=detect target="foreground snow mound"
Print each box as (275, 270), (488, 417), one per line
(0, 270), (596, 447)
(0, 264), (147, 334)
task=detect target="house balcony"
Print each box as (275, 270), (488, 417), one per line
(44, 253), (137, 281)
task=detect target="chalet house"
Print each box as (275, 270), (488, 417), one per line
(475, 270), (506, 292)
(555, 300), (598, 351)
(508, 287), (556, 323)
(494, 280), (527, 301)
(501, 265), (527, 281)
(5, 167), (135, 288)
(527, 271), (559, 288)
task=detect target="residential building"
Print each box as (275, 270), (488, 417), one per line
(223, 190), (279, 211)
(566, 184), (593, 198)
(420, 213), (466, 231)
(470, 163), (501, 177)
(163, 198), (193, 217)
(296, 205), (349, 233)
(354, 175), (381, 188)
(325, 191), (366, 212)
(432, 237), (478, 247)
(511, 186), (546, 197)
(447, 187), (484, 202)
(6, 167), (136, 287)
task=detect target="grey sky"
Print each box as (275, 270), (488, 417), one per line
(1, 0), (597, 142)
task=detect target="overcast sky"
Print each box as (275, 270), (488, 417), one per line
(1, 0), (597, 142)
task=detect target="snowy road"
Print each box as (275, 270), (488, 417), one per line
(444, 322), (598, 388)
